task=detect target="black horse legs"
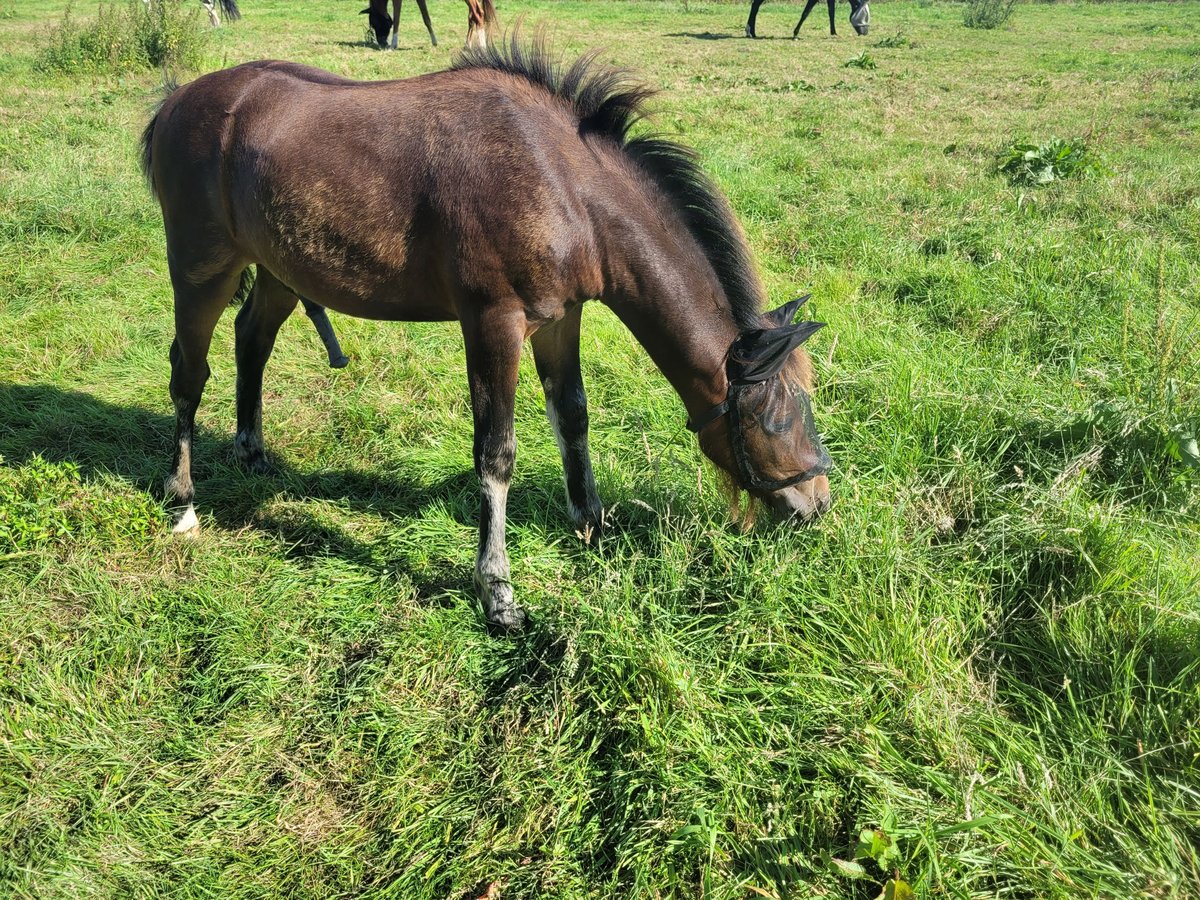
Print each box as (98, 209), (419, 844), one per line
(746, 0), (766, 37)
(300, 298), (350, 368)
(750, 0), (843, 38)
(165, 266), (244, 533)
(794, 0), (837, 36)
(233, 267), (298, 475)
(531, 305), (604, 544)
(461, 305), (526, 630)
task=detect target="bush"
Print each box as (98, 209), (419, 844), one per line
(38, 0), (209, 75)
(963, 0), (1017, 30)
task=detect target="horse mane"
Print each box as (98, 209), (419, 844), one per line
(452, 31), (768, 333)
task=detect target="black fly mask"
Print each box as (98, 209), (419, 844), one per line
(687, 295), (832, 492)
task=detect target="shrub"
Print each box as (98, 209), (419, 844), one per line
(963, 0), (1017, 30)
(38, 0), (209, 75)
(997, 137), (1112, 185)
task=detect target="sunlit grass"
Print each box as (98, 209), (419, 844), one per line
(2, 1), (1199, 897)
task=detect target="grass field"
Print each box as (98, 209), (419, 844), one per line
(2, 0), (1200, 896)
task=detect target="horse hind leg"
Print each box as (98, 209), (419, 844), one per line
(793, 0), (822, 36)
(415, 0), (437, 46)
(165, 265), (244, 534)
(746, 0), (767, 38)
(234, 266), (298, 474)
(531, 306), (604, 544)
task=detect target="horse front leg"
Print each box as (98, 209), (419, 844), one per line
(234, 267), (298, 474)
(390, 0), (400, 49)
(827, 0), (837, 34)
(531, 305), (604, 544)
(462, 308), (525, 630)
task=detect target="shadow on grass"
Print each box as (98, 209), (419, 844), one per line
(0, 382), (571, 561)
(0, 382), (684, 602)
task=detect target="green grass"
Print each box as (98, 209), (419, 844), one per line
(2, 0), (1199, 896)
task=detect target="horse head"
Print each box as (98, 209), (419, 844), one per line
(360, 5), (392, 47)
(692, 297), (832, 522)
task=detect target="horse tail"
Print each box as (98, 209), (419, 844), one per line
(219, 0), (241, 21)
(140, 76), (180, 200)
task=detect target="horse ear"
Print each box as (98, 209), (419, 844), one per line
(782, 319), (826, 345)
(360, 7), (370, 13)
(764, 294), (811, 328)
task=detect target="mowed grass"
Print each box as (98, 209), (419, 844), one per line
(2, 0), (1199, 896)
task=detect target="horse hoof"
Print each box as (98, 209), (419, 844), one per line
(329, 355), (350, 369)
(571, 506), (605, 547)
(478, 578), (525, 632)
(745, 26), (757, 38)
(237, 452), (274, 476)
(234, 435), (274, 475)
(171, 504), (200, 536)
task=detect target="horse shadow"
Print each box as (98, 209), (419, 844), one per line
(0, 382), (679, 595)
(0, 383), (526, 570)
(666, 31), (743, 41)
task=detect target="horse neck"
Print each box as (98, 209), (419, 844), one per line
(598, 234), (745, 424)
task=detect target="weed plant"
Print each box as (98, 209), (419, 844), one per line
(998, 137), (1112, 185)
(38, 0), (208, 74)
(963, 0), (1018, 29)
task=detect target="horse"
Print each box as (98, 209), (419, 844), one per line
(142, 0), (239, 27)
(746, 0), (869, 39)
(361, 0), (496, 50)
(139, 34), (833, 630)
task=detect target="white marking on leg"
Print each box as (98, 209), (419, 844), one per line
(477, 473), (510, 582)
(545, 384), (601, 531)
(390, 32), (397, 49)
(172, 504), (199, 535)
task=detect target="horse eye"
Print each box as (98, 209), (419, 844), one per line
(763, 414), (794, 435)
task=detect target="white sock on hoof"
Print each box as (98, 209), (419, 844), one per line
(172, 504), (199, 535)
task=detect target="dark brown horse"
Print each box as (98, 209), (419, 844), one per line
(361, 0), (496, 49)
(746, 0), (869, 38)
(140, 35), (832, 630)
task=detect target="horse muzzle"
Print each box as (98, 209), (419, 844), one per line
(764, 473), (831, 523)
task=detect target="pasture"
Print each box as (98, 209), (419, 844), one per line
(1, 0), (1199, 896)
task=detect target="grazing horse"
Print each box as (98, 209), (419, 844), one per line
(139, 35), (833, 630)
(746, 0), (869, 38)
(143, 0), (239, 27)
(361, 0), (496, 49)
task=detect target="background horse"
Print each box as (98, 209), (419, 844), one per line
(143, 0), (239, 27)
(746, 0), (869, 38)
(361, 0), (496, 49)
(140, 35), (832, 630)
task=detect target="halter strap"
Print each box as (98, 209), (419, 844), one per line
(686, 399), (731, 435)
(687, 379), (829, 493)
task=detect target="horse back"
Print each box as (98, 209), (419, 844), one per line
(147, 61), (628, 321)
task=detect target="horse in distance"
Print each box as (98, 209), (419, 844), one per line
(746, 0), (870, 39)
(139, 34), (833, 630)
(361, 0), (497, 49)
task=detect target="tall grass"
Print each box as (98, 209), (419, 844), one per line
(38, 0), (209, 73)
(2, 0), (1199, 897)
(963, 0), (1018, 29)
